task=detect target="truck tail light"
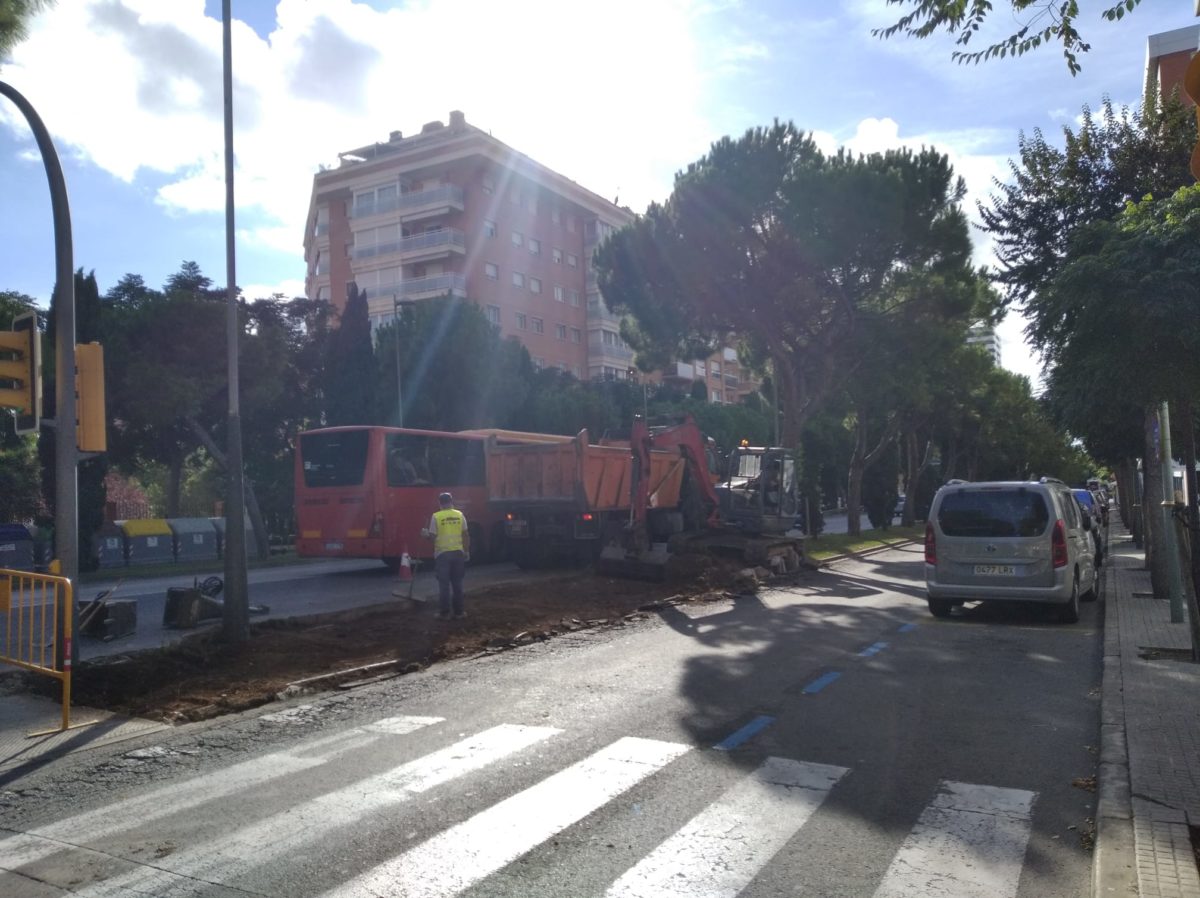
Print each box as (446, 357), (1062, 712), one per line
(924, 522), (936, 565)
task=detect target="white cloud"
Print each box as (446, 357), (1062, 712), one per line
(241, 277), (307, 301)
(0, 0), (724, 269)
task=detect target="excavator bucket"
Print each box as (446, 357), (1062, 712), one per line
(596, 542), (673, 581)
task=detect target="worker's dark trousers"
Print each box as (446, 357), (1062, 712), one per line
(435, 550), (466, 615)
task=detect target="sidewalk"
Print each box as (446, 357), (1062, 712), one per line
(1096, 523), (1200, 897)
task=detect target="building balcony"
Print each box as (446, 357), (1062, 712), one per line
(586, 297), (622, 323)
(588, 338), (634, 362)
(351, 185), (465, 221)
(353, 228), (466, 263)
(363, 273), (468, 302)
(398, 184), (465, 222)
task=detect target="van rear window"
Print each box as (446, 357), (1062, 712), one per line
(937, 489), (1050, 538)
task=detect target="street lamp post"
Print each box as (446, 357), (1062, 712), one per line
(392, 295), (418, 427)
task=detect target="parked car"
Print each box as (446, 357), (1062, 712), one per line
(1072, 488), (1106, 565)
(893, 494), (906, 520)
(924, 478), (1098, 623)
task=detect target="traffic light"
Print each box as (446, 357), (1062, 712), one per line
(75, 342), (106, 453)
(1184, 49), (1200, 180)
(0, 312), (42, 434)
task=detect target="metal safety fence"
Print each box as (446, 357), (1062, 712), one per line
(0, 568), (74, 733)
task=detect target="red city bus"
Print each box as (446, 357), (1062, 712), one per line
(294, 425), (566, 569)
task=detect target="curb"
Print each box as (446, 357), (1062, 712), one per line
(1093, 557), (1138, 896)
(810, 537), (919, 567)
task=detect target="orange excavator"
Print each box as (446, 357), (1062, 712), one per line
(597, 415), (805, 580)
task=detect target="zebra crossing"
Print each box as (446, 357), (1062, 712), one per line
(1, 712), (1042, 898)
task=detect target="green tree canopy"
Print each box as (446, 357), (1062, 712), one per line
(981, 94), (1195, 313)
(594, 121), (975, 446)
(872, 0), (1143, 75)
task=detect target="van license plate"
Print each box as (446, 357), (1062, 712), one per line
(324, 541), (344, 551)
(974, 564), (1015, 575)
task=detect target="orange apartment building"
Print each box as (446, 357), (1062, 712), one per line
(302, 110), (759, 402)
(1145, 23), (1199, 103)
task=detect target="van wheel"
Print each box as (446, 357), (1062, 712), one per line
(927, 598), (953, 618)
(1059, 575), (1081, 623)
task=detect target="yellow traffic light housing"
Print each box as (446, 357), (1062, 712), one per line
(0, 312), (42, 434)
(75, 342), (106, 453)
(1184, 50), (1200, 180)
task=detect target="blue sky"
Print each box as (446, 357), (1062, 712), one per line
(0, 0), (1194, 382)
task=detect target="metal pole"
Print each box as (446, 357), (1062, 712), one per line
(0, 81), (78, 662)
(393, 295), (403, 427)
(1160, 401), (1186, 623)
(221, 0), (249, 642)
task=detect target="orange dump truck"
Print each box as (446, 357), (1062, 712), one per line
(485, 429), (688, 568)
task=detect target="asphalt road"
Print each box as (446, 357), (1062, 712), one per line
(0, 544), (1102, 897)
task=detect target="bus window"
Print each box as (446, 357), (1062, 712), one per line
(385, 434), (485, 487)
(300, 430), (369, 487)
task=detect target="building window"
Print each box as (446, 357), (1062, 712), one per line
(533, 356), (545, 370)
(512, 272), (525, 288)
(712, 390), (723, 403)
(481, 175), (494, 194)
(512, 231), (523, 247)
(602, 329), (618, 346)
(712, 362), (722, 377)
(696, 360), (706, 377)
(486, 305), (501, 326)
(552, 248), (563, 264)
(530, 277), (542, 294)
(484, 262), (499, 280)
(528, 238), (540, 256)
(568, 289), (581, 307)
(570, 327), (581, 343)
(532, 317), (544, 334)
(516, 312), (527, 330)
(554, 285), (564, 302)
(555, 324), (567, 340)
(484, 219), (496, 237)
(566, 253), (578, 268)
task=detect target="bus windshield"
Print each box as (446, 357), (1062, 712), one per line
(300, 430), (369, 487)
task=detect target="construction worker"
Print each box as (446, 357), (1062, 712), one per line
(422, 492), (471, 620)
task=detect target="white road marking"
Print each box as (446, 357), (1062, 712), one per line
(68, 724), (560, 898)
(606, 756), (849, 898)
(872, 780), (1036, 898)
(323, 736), (691, 898)
(0, 715), (442, 873)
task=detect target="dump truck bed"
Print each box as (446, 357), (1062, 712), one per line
(486, 430), (686, 512)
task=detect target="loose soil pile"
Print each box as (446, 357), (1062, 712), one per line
(54, 559), (756, 723)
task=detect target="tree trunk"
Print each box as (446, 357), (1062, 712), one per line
(902, 429), (918, 526)
(166, 456), (183, 518)
(184, 416), (271, 560)
(1175, 401), (1200, 660)
(1117, 457), (1141, 547)
(1144, 408), (1169, 595)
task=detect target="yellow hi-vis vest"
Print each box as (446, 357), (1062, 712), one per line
(433, 508), (466, 555)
